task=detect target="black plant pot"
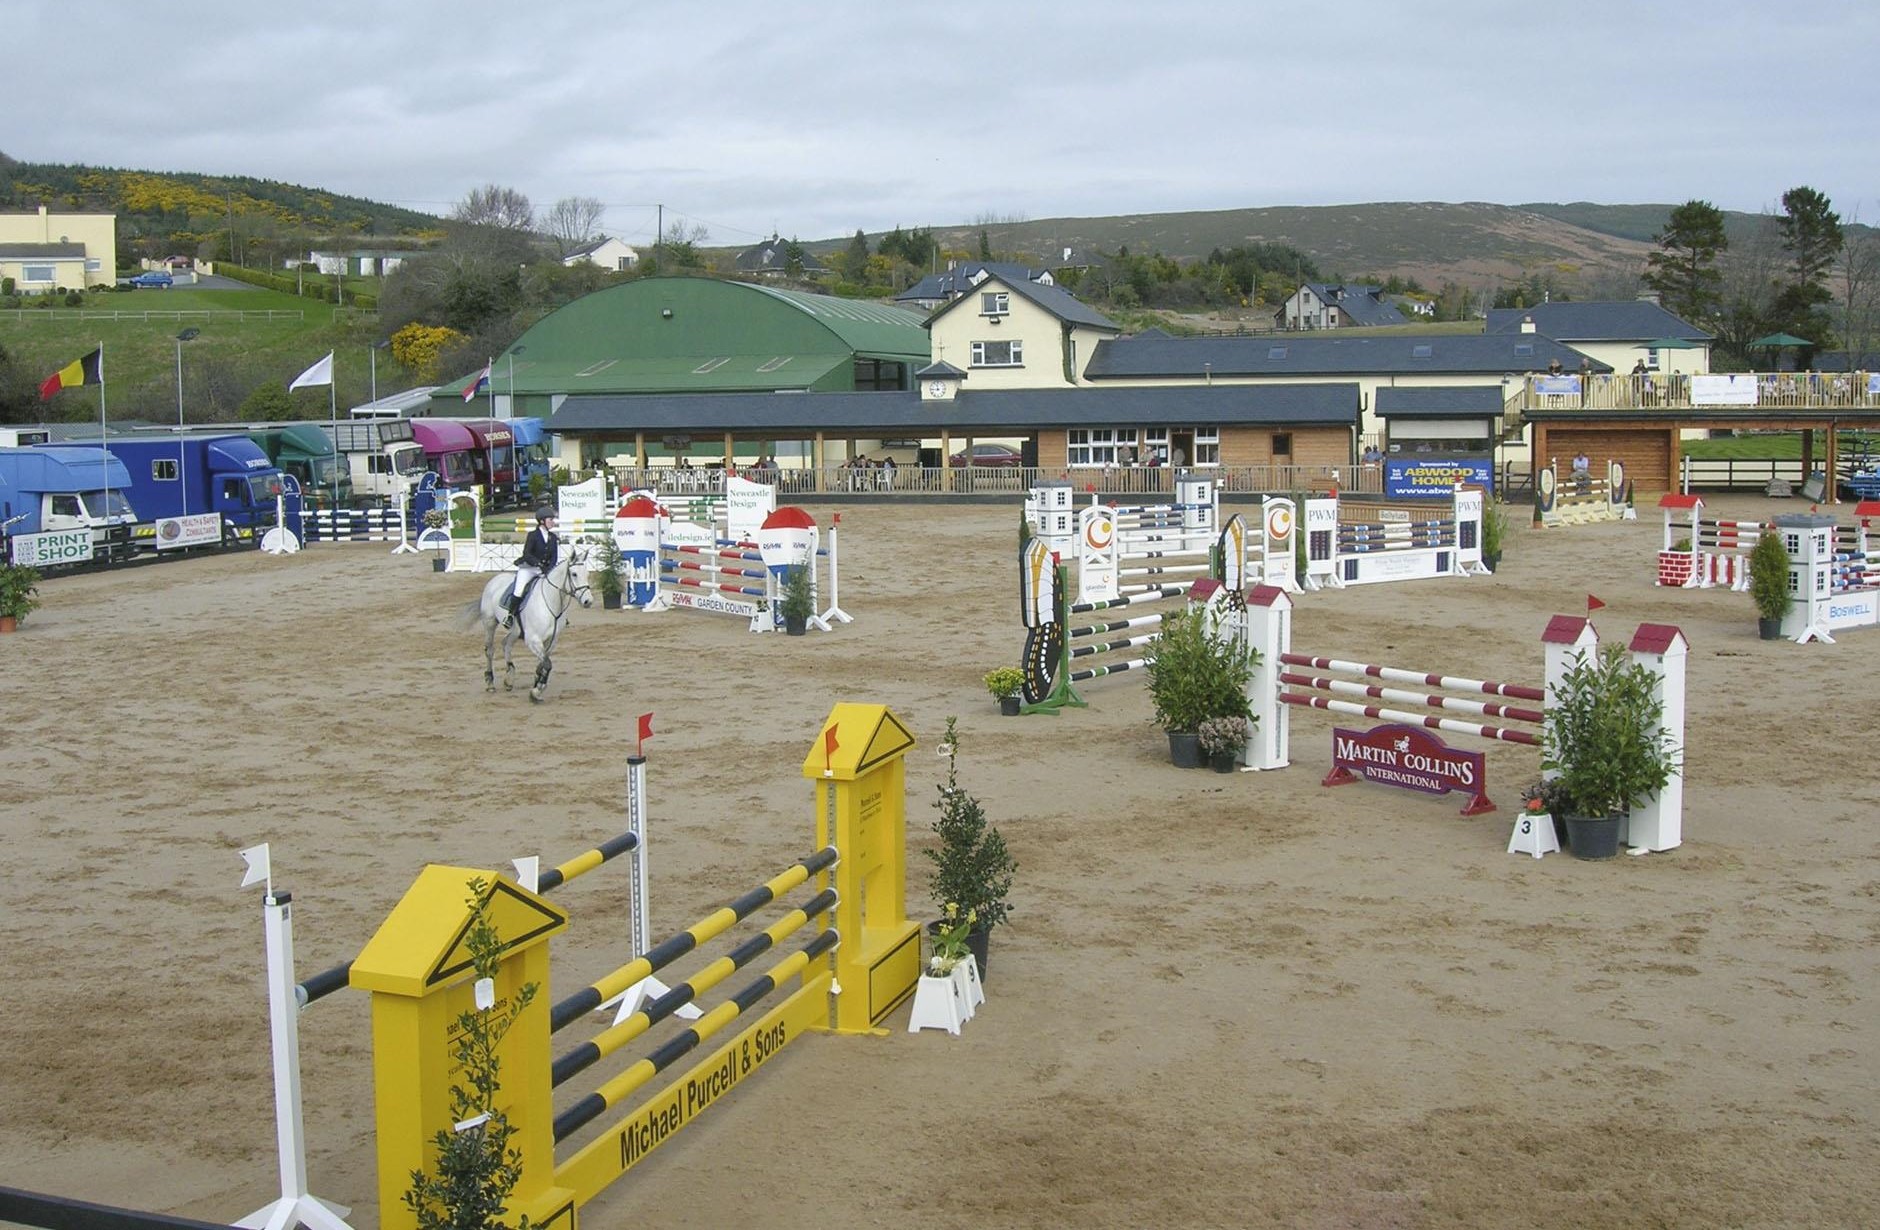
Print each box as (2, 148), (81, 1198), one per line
(927, 920), (993, 982)
(601, 591), (622, 610)
(999, 695), (1022, 716)
(1563, 812), (1623, 860)
(1483, 551), (1502, 573)
(1167, 731), (1204, 768)
(784, 614), (808, 636)
(1210, 749), (1237, 773)
(432, 557), (447, 573)
(1758, 616), (1782, 640)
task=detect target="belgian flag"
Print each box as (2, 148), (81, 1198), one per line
(39, 347), (103, 401)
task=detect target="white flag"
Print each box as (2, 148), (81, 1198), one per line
(289, 352), (334, 390)
(239, 842), (271, 889)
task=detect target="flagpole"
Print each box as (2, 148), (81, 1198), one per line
(330, 380), (339, 512)
(485, 355), (495, 506)
(98, 341), (109, 532)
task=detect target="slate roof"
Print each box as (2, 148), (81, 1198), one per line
(1484, 301), (1712, 342)
(0, 242), (86, 258)
(734, 235), (828, 274)
(924, 271), (1119, 333)
(1085, 332), (1607, 378)
(1298, 282), (1406, 327)
(893, 261), (1054, 304)
(1374, 386), (1507, 418)
(546, 382), (1360, 433)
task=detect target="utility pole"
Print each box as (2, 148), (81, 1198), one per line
(656, 203), (663, 272)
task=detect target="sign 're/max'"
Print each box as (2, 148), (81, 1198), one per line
(1326, 723), (1493, 815)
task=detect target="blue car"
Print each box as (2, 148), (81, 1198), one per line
(129, 270), (174, 288)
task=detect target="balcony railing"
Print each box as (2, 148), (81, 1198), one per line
(608, 462), (1376, 500)
(1511, 371), (1880, 412)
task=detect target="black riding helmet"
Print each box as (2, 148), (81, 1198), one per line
(536, 504), (558, 523)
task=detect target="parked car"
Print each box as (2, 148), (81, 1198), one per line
(129, 271), (174, 289)
(949, 443), (1024, 468)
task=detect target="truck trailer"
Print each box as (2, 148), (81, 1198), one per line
(0, 446), (137, 565)
(53, 433), (287, 543)
(246, 424), (353, 508)
(324, 417), (426, 507)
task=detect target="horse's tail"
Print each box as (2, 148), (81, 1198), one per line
(455, 596), (488, 631)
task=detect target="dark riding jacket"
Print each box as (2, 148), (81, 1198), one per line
(519, 526), (560, 572)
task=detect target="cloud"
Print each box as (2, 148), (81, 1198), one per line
(7, 0), (1877, 241)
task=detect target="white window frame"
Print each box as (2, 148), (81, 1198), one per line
(980, 291), (1009, 316)
(21, 264), (55, 283)
(1065, 426), (1138, 467)
(970, 339), (1023, 368)
(1193, 426), (1220, 467)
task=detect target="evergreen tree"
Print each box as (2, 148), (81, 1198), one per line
(843, 229), (870, 281)
(1773, 186), (1844, 347)
(1642, 199), (1728, 322)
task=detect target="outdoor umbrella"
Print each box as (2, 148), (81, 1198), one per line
(1749, 332), (1813, 348)
(1635, 338), (1704, 349)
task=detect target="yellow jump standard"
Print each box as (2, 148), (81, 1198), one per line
(351, 703), (921, 1230)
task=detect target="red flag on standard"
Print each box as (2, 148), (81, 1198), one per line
(1587, 594), (1606, 612)
(636, 713), (653, 757)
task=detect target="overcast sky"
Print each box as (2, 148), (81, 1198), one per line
(12, 1), (1877, 247)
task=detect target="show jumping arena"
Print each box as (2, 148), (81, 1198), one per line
(3, 495), (1878, 1228)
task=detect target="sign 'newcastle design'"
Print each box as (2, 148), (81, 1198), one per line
(1326, 723), (1492, 815)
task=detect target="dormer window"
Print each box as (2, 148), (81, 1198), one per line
(981, 291), (1009, 317)
(1411, 344), (1433, 360)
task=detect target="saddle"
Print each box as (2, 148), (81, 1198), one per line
(505, 572), (542, 624)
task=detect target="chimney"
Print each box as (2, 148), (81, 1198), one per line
(1520, 316), (1536, 334)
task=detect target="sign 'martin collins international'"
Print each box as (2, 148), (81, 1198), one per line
(1326, 723), (1494, 815)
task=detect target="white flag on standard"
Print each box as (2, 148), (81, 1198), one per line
(289, 351), (334, 390)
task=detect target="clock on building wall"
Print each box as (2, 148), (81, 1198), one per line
(926, 380), (948, 398)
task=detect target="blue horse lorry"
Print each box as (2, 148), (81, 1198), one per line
(0, 446), (138, 564)
(51, 434), (288, 545)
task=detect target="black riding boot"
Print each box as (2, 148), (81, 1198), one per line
(501, 591), (518, 628)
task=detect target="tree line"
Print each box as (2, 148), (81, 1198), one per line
(1640, 187), (1872, 366)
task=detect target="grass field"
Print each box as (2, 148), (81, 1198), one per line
(1682, 431), (1880, 460)
(3, 285), (376, 421)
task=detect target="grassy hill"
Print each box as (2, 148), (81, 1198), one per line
(0, 155), (442, 264)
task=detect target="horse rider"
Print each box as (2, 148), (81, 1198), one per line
(504, 505), (560, 628)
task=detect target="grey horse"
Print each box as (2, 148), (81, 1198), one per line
(458, 549), (592, 702)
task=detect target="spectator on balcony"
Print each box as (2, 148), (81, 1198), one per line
(1547, 358), (1564, 377)
(1362, 443), (1384, 465)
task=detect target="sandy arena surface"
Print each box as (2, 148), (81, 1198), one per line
(2, 496), (1877, 1229)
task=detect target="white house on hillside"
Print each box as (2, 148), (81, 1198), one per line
(563, 236), (640, 271)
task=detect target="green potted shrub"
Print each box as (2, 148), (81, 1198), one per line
(1540, 645), (1679, 859)
(592, 536), (625, 609)
(925, 718), (1015, 980)
(1481, 500), (1507, 572)
(983, 666), (1026, 716)
(1747, 524), (1790, 639)
(778, 561), (814, 635)
(1144, 607), (1257, 768)
(0, 561), (42, 631)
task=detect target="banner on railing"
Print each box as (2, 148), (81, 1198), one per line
(1384, 457), (1494, 499)
(1692, 374), (1759, 406)
(1534, 376), (1581, 396)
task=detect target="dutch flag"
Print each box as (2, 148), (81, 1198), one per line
(461, 362), (492, 402)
